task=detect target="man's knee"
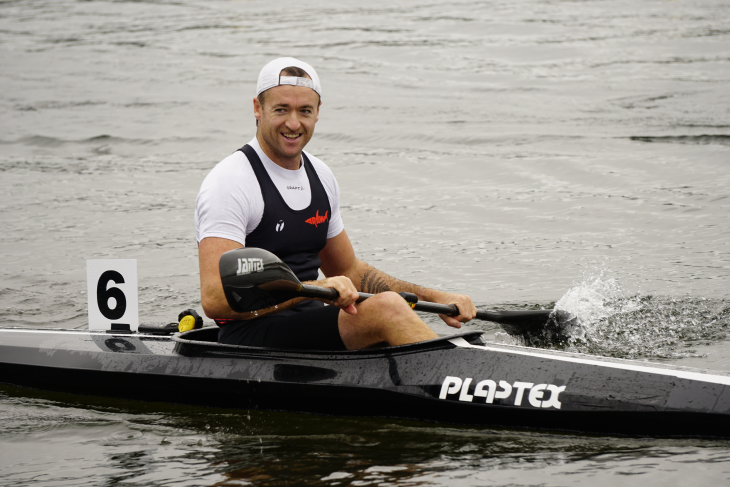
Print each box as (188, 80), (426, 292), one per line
(339, 291), (432, 349)
(363, 291), (412, 316)
(375, 290), (404, 305)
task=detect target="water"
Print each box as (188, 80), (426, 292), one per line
(1, 0), (730, 484)
(3, 385), (729, 486)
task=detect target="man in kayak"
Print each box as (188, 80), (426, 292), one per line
(195, 57), (476, 350)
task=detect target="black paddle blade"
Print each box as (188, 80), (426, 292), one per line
(219, 248), (302, 312)
(476, 310), (554, 335)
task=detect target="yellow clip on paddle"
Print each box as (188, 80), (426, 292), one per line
(177, 309), (203, 333)
(178, 315), (197, 332)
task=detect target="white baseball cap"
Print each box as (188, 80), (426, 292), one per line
(256, 57), (322, 98)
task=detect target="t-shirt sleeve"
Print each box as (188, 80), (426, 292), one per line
(195, 154), (252, 246)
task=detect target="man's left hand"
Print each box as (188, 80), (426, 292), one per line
(433, 292), (477, 328)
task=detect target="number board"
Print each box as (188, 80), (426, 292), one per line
(86, 259), (139, 332)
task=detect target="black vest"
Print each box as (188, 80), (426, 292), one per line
(239, 144), (331, 282)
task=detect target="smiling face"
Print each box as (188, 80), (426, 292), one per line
(254, 81), (321, 170)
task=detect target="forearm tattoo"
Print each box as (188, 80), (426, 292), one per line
(360, 269), (391, 294)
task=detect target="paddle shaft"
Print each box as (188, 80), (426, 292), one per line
(302, 284), (457, 314)
(299, 283), (552, 328)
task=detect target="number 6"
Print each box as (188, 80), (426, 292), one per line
(97, 270), (127, 320)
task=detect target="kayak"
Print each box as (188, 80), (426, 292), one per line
(1, 325), (729, 438)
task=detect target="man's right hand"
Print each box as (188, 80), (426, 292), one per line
(307, 275), (359, 315)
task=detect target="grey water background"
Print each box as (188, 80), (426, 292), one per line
(1, 0), (730, 485)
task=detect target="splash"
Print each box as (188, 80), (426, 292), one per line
(551, 271), (642, 343)
(519, 272), (730, 360)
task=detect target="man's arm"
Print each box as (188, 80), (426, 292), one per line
(199, 237), (291, 320)
(319, 231), (477, 328)
(198, 236), (360, 320)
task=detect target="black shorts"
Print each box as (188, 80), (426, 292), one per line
(217, 301), (345, 351)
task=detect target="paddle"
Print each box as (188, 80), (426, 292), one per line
(219, 247), (552, 335)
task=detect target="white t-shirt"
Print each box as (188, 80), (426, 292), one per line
(195, 137), (344, 246)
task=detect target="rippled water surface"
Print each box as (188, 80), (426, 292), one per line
(2, 0), (730, 485)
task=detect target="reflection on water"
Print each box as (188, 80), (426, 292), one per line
(2, 384), (730, 487)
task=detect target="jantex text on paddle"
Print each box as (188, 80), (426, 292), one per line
(237, 258), (264, 275)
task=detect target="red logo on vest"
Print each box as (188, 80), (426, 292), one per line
(305, 210), (329, 227)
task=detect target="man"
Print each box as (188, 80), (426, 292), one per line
(195, 57), (476, 350)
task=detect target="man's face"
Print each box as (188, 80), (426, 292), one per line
(254, 84), (320, 169)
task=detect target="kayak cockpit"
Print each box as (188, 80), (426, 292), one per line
(172, 326), (486, 358)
